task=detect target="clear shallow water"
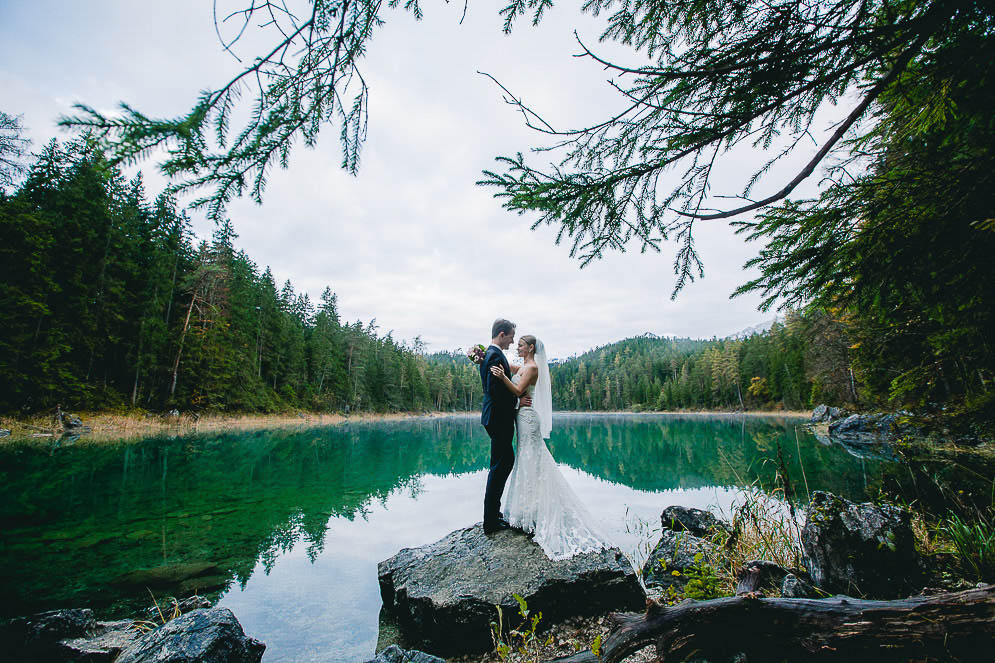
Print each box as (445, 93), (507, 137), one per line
(0, 414), (891, 661)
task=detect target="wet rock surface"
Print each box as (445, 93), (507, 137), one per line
(642, 529), (720, 591)
(61, 620), (140, 662)
(660, 505), (729, 538)
(378, 525), (643, 656)
(801, 491), (920, 597)
(0, 608), (96, 661)
(780, 573), (819, 598)
(810, 404), (845, 423)
(115, 607), (265, 663)
(112, 561), (221, 588)
(366, 644), (446, 663)
(829, 413), (899, 441)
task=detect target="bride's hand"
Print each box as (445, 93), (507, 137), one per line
(490, 365), (506, 378)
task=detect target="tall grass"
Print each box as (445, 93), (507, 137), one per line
(944, 511), (995, 582)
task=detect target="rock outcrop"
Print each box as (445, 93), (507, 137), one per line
(378, 525), (643, 656)
(810, 404), (845, 423)
(829, 413), (899, 441)
(801, 491), (920, 597)
(115, 607), (264, 663)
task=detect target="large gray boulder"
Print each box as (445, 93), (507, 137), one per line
(115, 607), (264, 663)
(660, 505), (729, 538)
(378, 525), (643, 656)
(801, 491), (920, 598)
(642, 530), (720, 591)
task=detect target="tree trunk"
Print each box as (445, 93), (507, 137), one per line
(131, 317), (146, 406)
(170, 291), (197, 400)
(550, 585), (995, 663)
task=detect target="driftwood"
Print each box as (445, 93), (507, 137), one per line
(549, 585), (995, 663)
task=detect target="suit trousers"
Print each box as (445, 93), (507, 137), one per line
(483, 415), (515, 525)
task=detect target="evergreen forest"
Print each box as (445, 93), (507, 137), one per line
(0, 137), (481, 415)
(1, 127), (993, 427)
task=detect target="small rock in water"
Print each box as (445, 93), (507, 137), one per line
(0, 428), (10, 438)
(112, 561), (220, 588)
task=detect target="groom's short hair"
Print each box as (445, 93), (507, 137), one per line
(492, 319), (515, 338)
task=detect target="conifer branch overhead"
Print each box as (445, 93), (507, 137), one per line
(59, 0), (420, 220)
(481, 0), (968, 291)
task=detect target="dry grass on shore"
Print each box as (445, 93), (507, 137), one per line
(1, 408), (809, 443)
(0, 409), (468, 443)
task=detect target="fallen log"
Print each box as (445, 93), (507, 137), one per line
(549, 584), (994, 663)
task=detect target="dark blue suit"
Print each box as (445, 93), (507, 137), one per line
(480, 345), (516, 527)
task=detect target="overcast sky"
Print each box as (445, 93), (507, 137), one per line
(1, 1), (834, 358)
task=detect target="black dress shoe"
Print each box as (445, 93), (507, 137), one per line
(483, 520), (511, 534)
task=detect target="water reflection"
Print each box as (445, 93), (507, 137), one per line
(0, 414), (890, 660)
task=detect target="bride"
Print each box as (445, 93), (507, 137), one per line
(490, 335), (612, 560)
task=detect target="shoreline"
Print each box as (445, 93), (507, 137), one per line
(0, 408), (811, 443)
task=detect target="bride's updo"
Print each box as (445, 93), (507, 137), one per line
(521, 335), (537, 356)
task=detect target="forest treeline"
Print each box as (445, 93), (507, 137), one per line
(0, 135), (845, 416)
(0, 137), (481, 415)
(2, 133), (992, 422)
(550, 314), (849, 412)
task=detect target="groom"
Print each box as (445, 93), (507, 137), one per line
(480, 318), (529, 534)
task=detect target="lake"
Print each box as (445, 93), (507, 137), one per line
(0, 414), (892, 661)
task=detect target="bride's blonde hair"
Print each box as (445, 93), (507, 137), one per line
(521, 335), (537, 356)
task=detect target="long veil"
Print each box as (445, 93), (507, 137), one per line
(533, 339), (553, 439)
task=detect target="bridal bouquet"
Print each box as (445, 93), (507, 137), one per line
(466, 344), (486, 365)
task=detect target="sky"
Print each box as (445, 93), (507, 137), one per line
(0, 1), (834, 358)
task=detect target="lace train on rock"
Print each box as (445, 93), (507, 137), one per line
(504, 405), (612, 560)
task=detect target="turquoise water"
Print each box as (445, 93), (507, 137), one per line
(0, 414), (889, 661)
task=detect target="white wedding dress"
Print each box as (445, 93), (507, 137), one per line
(504, 370), (612, 560)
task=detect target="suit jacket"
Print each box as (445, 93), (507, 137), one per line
(480, 345), (515, 426)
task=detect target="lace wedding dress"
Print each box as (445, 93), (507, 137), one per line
(504, 371), (612, 560)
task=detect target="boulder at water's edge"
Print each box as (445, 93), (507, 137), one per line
(378, 525), (643, 656)
(115, 607), (264, 663)
(802, 491), (920, 597)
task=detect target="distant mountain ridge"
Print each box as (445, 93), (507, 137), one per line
(726, 316), (781, 339)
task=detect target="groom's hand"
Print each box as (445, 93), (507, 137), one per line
(520, 395), (532, 407)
